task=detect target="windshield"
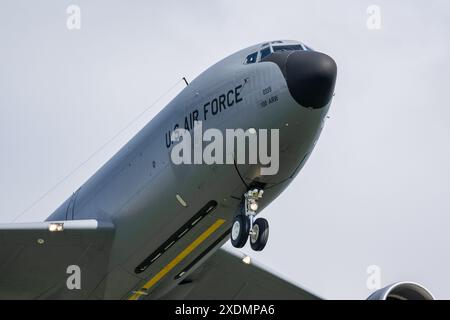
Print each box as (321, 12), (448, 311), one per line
(272, 44), (304, 52)
(260, 47), (272, 60)
(244, 42), (310, 65)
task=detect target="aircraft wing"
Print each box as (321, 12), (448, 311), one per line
(160, 248), (321, 300)
(0, 219), (114, 299)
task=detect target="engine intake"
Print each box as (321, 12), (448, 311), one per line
(367, 282), (435, 300)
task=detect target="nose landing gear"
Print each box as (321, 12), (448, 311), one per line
(230, 189), (269, 251)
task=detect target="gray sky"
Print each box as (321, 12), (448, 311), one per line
(1, 0), (449, 299)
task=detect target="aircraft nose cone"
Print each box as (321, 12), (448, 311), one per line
(285, 51), (337, 108)
(262, 50), (337, 109)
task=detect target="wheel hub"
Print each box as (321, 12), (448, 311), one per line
(250, 224), (259, 244)
(231, 221), (241, 240)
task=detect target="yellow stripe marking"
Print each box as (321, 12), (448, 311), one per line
(129, 218), (226, 300)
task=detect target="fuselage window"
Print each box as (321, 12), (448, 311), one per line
(260, 47), (272, 60)
(272, 44), (304, 52)
(245, 52), (258, 64)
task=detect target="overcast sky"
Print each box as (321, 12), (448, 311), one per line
(1, 0), (449, 299)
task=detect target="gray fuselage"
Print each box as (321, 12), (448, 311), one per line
(46, 40), (337, 299)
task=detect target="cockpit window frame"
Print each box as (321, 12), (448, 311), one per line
(260, 45), (273, 60)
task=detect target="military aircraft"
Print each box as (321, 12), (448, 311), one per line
(0, 40), (434, 300)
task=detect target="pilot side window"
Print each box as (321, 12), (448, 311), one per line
(260, 47), (272, 60)
(244, 52), (258, 64)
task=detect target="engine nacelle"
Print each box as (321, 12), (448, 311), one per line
(367, 282), (435, 300)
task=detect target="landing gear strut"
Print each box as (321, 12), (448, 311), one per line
(231, 189), (269, 251)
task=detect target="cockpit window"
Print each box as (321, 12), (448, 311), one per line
(245, 52), (258, 64)
(260, 47), (272, 60)
(244, 43), (307, 65)
(272, 44), (304, 52)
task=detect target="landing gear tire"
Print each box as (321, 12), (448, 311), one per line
(250, 218), (269, 251)
(231, 215), (250, 248)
